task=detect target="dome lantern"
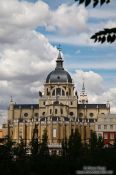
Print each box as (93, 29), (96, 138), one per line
(46, 49), (72, 84)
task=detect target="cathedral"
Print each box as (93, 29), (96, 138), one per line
(3, 49), (110, 154)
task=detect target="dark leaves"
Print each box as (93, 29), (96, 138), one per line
(101, 36), (106, 43)
(74, 0), (111, 7)
(85, 0), (91, 7)
(91, 28), (116, 43)
(74, 0), (115, 44)
(106, 0), (110, 3)
(100, 0), (106, 6)
(79, 0), (85, 4)
(93, 0), (99, 8)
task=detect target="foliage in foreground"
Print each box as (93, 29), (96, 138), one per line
(75, 0), (110, 8)
(74, 0), (116, 43)
(0, 131), (116, 175)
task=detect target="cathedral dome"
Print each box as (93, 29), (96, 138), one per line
(46, 69), (72, 83)
(46, 50), (72, 83)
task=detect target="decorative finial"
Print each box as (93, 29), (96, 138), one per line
(57, 44), (62, 60)
(57, 44), (62, 52)
(55, 44), (64, 69)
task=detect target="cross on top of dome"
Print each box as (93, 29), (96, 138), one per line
(45, 46), (72, 83)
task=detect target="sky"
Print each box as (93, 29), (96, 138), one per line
(0, 0), (116, 127)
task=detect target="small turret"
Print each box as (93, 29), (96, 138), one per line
(106, 100), (110, 114)
(8, 96), (15, 121)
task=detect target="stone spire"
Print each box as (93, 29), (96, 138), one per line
(79, 79), (88, 104)
(82, 79), (85, 95)
(9, 96), (14, 105)
(55, 45), (64, 70)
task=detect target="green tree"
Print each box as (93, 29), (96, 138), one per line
(13, 138), (26, 160)
(31, 137), (38, 156)
(0, 136), (13, 161)
(61, 137), (68, 159)
(39, 129), (49, 158)
(31, 124), (39, 156)
(113, 138), (116, 149)
(68, 129), (82, 160)
(89, 131), (97, 152)
(97, 135), (104, 149)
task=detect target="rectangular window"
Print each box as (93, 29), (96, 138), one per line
(104, 125), (107, 130)
(53, 128), (56, 138)
(50, 109), (52, 114)
(104, 133), (108, 139)
(110, 133), (114, 139)
(110, 125), (113, 130)
(61, 109), (63, 114)
(98, 125), (101, 130)
(55, 109), (57, 114)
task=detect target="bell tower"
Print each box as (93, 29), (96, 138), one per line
(79, 80), (88, 104)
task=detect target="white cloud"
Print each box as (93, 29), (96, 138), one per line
(89, 9), (116, 20)
(0, 0), (59, 127)
(49, 4), (88, 34)
(72, 70), (116, 113)
(0, 0), (89, 118)
(47, 33), (95, 46)
(72, 70), (104, 95)
(0, 0), (88, 43)
(0, 0), (116, 127)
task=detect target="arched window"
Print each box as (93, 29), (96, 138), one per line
(56, 88), (61, 96)
(52, 89), (55, 96)
(61, 109), (63, 114)
(66, 92), (68, 96)
(89, 113), (94, 117)
(47, 88), (49, 95)
(55, 109), (57, 114)
(62, 89), (65, 96)
(42, 112), (45, 116)
(50, 109), (52, 114)
(52, 88), (65, 96)
(69, 88), (71, 96)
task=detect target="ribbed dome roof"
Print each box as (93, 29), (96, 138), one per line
(46, 49), (72, 83)
(46, 69), (72, 83)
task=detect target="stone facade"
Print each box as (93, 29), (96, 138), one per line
(95, 114), (116, 146)
(3, 50), (110, 152)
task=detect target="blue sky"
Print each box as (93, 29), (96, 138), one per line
(0, 0), (116, 126)
(34, 0), (116, 90)
(19, 0), (116, 104)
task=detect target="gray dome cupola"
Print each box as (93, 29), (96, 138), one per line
(46, 49), (72, 83)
